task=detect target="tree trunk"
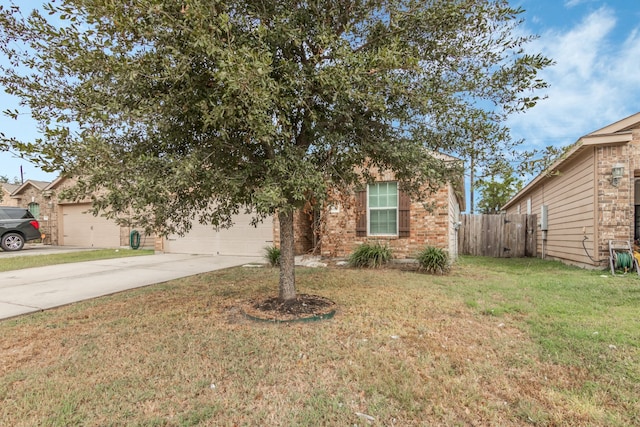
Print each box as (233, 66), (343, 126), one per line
(278, 210), (296, 301)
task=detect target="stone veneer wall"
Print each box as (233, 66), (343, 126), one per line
(10, 184), (55, 244)
(595, 126), (640, 261)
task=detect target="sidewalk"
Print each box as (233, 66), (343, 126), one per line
(0, 253), (259, 321)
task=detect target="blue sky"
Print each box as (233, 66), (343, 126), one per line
(1, 0), (639, 184)
(509, 0), (640, 150)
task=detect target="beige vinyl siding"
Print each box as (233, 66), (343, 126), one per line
(503, 114), (640, 269)
(507, 148), (596, 266)
(542, 150), (595, 264)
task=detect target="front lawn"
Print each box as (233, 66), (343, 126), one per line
(0, 249), (154, 272)
(1, 257), (638, 425)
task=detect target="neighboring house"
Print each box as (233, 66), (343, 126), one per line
(1, 182), (20, 207)
(274, 160), (465, 260)
(47, 177), (271, 254)
(2, 180), (51, 240)
(5, 180), (51, 218)
(44, 176), (154, 249)
(502, 112), (640, 269)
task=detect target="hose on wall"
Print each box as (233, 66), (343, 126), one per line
(130, 230), (141, 250)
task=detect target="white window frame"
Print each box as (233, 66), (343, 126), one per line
(367, 182), (398, 236)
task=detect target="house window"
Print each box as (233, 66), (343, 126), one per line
(356, 184), (410, 238)
(368, 182), (398, 235)
(28, 202), (40, 219)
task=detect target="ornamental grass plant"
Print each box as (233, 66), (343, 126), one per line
(416, 246), (450, 274)
(348, 242), (392, 268)
(263, 246), (281, 267)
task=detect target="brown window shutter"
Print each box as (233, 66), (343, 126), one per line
(398, 191), (410, 238)
(356, 189), (367, 237)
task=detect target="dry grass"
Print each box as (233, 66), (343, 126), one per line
(1, 257), (638, 426)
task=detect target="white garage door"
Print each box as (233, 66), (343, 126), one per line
(164, 212), (273, 257)
(61, 203), (121, 248)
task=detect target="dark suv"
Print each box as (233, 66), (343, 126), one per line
(0, 207), (41, 251)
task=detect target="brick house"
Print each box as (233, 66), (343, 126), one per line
(42, 176), (154, 249)
(5, 174), (269, 253)
(3, 180), (51, 215)
(502, 112), (640, 268)
(4, 168), (464, 258)
(2, 180), (52, 241)
(1, 182), (21, 207)
(274, 161), (465, 260)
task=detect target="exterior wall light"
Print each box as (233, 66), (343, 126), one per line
(611, 164), (624, 187)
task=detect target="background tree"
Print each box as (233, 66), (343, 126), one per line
(0, 174), (7, 204)
(0, 174), (20, 203)
(473, 144), (565, 213)
(0, 174), (21, 184)
(475, 160), (523, 214)
(0, 0), (551, 301)
(518, 145), (567, 177)
(433, 110), (522, 214)
(440, 114), (564, 214)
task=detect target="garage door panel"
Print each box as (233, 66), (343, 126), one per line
(164, 213), (273, 256)
(61, 204), (121, 248)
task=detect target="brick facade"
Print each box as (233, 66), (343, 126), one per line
(272, 173), (460, 260)
(5, 181), (54, 244)
(319, 184), (452, 258)
(1, 183), (20, 207)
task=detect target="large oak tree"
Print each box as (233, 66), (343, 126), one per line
(0, 0), (550, 300)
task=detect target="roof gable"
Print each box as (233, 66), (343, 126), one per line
(587, 112), (640, 136)
(45, 175), (70, 191)
(503, 112), (640, 210)
(1, 182), (20, 193)
(11, 179), (52, 195)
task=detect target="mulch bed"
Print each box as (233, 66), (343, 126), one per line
(242, 294), (336, 322)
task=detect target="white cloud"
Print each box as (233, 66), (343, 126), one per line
(508, 6), (640, 150)
(564, 0), (597, 8)
(615, 28), (640, 86)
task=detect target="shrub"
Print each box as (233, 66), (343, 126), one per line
(416, 246), (450, 274)
(349, 242), (392, 268)
(264, 246), (281, 267)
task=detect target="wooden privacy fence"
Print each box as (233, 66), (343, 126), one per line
(458, 214), (537, 258)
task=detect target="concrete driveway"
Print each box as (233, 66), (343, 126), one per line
(0, 251), (260, 321)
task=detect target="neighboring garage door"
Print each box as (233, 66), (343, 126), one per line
(61, 203), (121, 248)
(164, 212), (273, 256)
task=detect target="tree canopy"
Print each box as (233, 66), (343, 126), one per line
(0, 0), (551, 299)
(475, 159), (523, 214)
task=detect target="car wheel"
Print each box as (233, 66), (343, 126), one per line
(1, 233), (25, 251)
